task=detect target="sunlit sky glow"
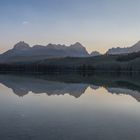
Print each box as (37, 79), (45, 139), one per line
(0, 0), (140, 53)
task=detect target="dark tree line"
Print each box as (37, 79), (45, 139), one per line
(117, 51), (140, 62)
(0, 62), (140, 74)
(0, 64), (96, 73)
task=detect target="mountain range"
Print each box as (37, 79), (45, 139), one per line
(0, 41), (102, 63)
(106, 41), (140, 55)
(0, 41), (89, 63)
(0, 40), (140, 63)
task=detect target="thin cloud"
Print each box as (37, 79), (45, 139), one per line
(22, 21), (30, 25)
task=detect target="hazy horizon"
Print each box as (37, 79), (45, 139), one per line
(1, 0), (140, 53)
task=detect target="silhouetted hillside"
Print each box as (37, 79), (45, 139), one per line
(117, 51), (140, 61)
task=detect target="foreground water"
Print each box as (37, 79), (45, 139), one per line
(0, 73), (140, 140)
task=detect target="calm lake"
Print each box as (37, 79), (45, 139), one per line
(0, 73), (140, 140)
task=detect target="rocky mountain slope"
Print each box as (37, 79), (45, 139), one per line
(106, 41), (140, 55)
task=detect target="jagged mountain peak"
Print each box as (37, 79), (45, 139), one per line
(13, 41), (31, 51)
(70, 42), (84, 48)
(46, 43), (65, 49)
(73, 42), (82, 46)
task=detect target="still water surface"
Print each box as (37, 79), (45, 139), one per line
(0, 74), (140, 140)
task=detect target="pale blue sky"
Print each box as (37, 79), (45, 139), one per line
(0, 0), (140, 53)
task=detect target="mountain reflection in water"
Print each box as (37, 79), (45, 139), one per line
(0, 73), (140, 102)
(1, 73), (140, 140)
